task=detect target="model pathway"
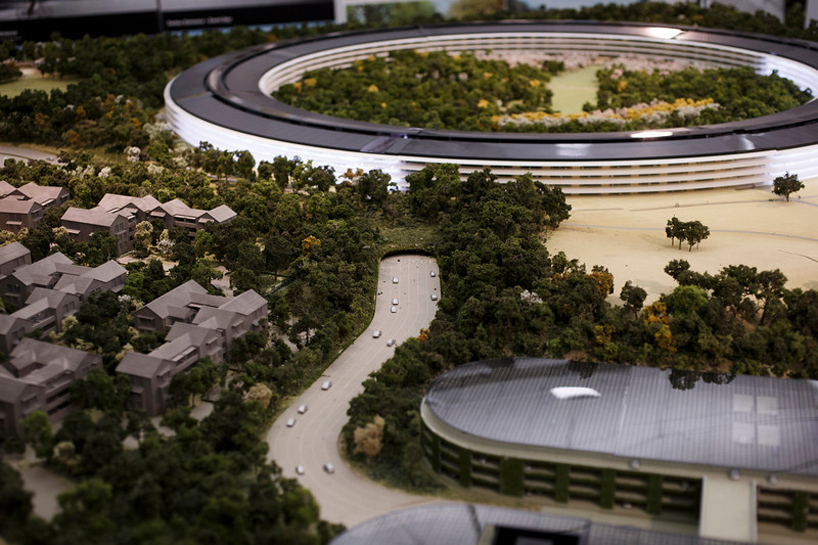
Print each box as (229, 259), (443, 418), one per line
(265, 254), (446, 527)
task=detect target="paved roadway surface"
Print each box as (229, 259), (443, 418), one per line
(265, 254), (444, 527)
(0, 144), (58, 165)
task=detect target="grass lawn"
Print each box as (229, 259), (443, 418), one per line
(0, 72), (80, 97)
(549, 64), (602, 114)
(380, 224), (442, 254)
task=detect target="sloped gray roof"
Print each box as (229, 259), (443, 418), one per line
(141, 280), (208, 319)
(11, 252), (73, 287)
(159, 198), (205, 219)
(219, 289), (266, 315)
(11, 296), (54, 320)
(192, 307), (242, 332)
(15, 182), (68, 206)
(0, 375), (37, 403)
(116, 352), (171, 378)
(165, 322), (220, 344)
(97, 193), (161, 214)
(0, 181), (16, 197)
(61, 207), (123, 227)
(0, 196), (40, 214)
(187, 291), (228, 309)
(0, 314), (31, 335)
(9, 338), (98, 379)
(0, 241), (30, 265)
(81, 260), (126, 283)
(205, 204), (236, 223)
(53, 263), (91, 277)
(148, 334), (198, 361)
(424, 358), (818, 477)
(22, 287), (78, 309)
(53, 275), (95, 296)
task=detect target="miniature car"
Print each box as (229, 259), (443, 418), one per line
(296, 465), (305, 475)
(390, 306), (397, 313)
(322, 380), (332, 390)
(392, 298), (399, 305)
(431, 293), (439, 301)
(298, 404), (308, 414)
(324, 463), (335, 474)
(373, 330), (382, 338)
(431, 271), (436, 277)
(392, 277), (399, 283)
(387, 338), (396, 347)
(286, 418), (296, 427)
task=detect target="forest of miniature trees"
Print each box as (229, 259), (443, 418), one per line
(273, 53), (811, 133)
(1, 3), (817, 541)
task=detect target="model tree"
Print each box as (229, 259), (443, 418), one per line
(772, 172), (804, 202)
(683, 220), (711, 252)
(620, 280), (647, 316)
(666, 218), (710, 251)
(665, 217), (684, 249)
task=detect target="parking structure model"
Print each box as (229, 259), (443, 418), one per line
(420, 357), (818, 541)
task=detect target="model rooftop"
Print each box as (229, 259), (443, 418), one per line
(330, 503), (747, 545)
(424, 358), (818, 477)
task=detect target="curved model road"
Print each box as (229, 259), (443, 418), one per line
(0, 144), (58, 165)
(265, 255), (443, 526)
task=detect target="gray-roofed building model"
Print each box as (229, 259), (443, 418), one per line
(0, 181), (69, 232)
(61, 193), (236, 253)
(61, 206), (131, 254)
(0, 241), (31, 276)
(421, 358), (818, 542)
(119, 280), (267, 415)
(12, 182), (70, 209)
(0, 251), (126, 354)
(0, 338), (101, 436)
(0, 249), (126, 437)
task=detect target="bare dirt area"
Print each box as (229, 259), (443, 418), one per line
(545, 181), (818, 304)
(4, 450), (71, 521)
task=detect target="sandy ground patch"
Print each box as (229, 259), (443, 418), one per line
(3, 448), (71, 521)
(546, 180), (818, 304)
(549, 64), (601, 114)
(18, 463), (71, 520)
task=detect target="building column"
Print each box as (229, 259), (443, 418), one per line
(699, 476), (757, 542)
(334, 0), (346, 23)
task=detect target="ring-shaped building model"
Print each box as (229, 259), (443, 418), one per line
(165, 21), (818, 194)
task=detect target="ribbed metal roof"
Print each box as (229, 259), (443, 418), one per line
(424, 358), (818, 476)
(169, 21), (818, 162)
(330, 503), (748, 545)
